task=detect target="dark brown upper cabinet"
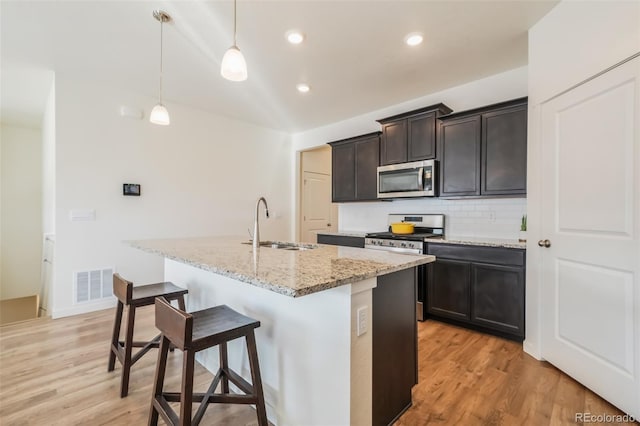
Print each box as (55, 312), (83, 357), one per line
(440, 115), (482, 196)
(439, 97), (527, 198)
(377, 104), (452, 166)
(328, 132), (381, 202)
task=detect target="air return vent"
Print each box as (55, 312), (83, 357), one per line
(74, 268), (113, 303)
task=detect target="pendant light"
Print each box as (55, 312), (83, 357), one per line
(150, 10), (171, 125)
(221, 0), (247, 81)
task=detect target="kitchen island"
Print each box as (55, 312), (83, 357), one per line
(129, 236), (435, 426)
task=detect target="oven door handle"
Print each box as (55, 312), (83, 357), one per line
(364, 245), (423, 255)
(417, 167), (424, 189)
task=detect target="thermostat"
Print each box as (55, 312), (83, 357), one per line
(123, 183), (141, 196)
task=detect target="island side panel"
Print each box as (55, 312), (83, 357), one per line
(165, 259), (353, 426)
(350, 278), (377, 426)
(372, 267), (418, 426)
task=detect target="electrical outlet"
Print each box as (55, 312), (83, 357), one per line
(356, 306), (368, 336)
(488, 211), (496, 222)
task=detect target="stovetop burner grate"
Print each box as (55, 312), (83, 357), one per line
(365, 231), (441, 241)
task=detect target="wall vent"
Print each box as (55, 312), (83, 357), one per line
(74, 268), (113, 303)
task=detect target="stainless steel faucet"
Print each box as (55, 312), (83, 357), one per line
(253, 197), (270, 250)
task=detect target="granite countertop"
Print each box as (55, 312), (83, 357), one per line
(128, 236), (434, 298)
(427, 236), (526, 249)
(316, 231), (367, 238)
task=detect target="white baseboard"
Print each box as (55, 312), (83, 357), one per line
(52, 297), (117, 319)
(523, 339), (544, 360)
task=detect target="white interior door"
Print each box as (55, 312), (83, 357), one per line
(540, 56), (640, 417)
(301, 171), (335, 243)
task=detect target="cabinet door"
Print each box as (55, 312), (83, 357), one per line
(481, 104), (527, 195)
(407, 112), (436, 161)
(427, 259), (470, 320)
(355, 135), (380, 200)
(380, 121), (407, 165)
(440, 115), (481, 196)
(331, 143), (356, 202)
(471, 263), (524, 337)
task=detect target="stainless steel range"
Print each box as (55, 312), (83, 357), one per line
(365, 214), (445, 321)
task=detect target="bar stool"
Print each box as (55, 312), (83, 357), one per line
(149, 296), (268, 426)
(108, 273), (188, 397)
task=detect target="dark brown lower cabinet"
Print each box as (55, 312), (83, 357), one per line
(426, 243), (525, 340)
(316, 233), (364, 248)
(373, 268), (417, 426)
(471, 263), (524, 335)
(428, 259), (470, 321)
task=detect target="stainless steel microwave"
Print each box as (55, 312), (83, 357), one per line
(377, 160), (437, 199)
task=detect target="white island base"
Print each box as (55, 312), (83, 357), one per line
(166, 258), (377, 426)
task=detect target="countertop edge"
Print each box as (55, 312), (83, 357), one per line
(316, 231), (367, 238)
(427, 239), (526, 249)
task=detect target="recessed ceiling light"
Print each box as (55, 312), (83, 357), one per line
(296, 83), (310, 93)
(404, 32), (424, 46)
(286, 30), (305, 45)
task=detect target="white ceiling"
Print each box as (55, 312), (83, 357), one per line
(1, 0), (558, 132)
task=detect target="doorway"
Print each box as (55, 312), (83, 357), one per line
(0, 123), (44, 323)
(299, 146), (338, 244)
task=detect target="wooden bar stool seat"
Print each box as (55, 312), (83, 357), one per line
(108, 273), (188, 397)
(149, 297), (268, 426)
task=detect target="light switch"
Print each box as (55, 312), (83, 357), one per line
(356, 306), (368, 336)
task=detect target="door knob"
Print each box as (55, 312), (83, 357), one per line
(538, 239), (551, 248)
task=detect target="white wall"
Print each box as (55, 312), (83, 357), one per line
(526, 0), (640, 358)
(0, 123), (43, 299)
(52, 75), (292, 318)
(291, 66), (529, 240)
(41, 79), (56, 314)
(42, 80), (56, 236)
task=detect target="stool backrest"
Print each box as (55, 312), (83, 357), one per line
(155, 296), (193, 350)
(113, 273), (133, 304)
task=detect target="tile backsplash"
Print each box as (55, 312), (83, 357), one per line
(339, 198), (527, 240)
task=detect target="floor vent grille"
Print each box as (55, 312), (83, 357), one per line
(74, 268), (113, 303)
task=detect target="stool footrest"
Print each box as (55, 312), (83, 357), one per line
(112, 334), (162, 367)
(160, 392), (258, 405)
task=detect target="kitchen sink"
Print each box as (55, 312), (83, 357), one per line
(241, 241), (317, 251)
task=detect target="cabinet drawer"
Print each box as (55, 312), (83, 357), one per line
(427, 243), (524, 266)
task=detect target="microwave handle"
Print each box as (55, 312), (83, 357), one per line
(417, 167), (424, 189)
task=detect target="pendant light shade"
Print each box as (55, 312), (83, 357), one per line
(221, 45), (247, 81)
(151, 10), (171, 125)
(221, 0), (247, 82)
(150, 104), (170, 125)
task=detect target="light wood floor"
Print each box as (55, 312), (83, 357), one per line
(0, 306), (262, 426)
(0, 308), (634, 425)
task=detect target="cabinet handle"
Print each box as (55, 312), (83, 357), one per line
(538, 239), (551, 248)
(327, 223), (332, 227)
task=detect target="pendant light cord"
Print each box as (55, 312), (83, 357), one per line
(233, 0), (237, 46)
(159, 16), (164, 104)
